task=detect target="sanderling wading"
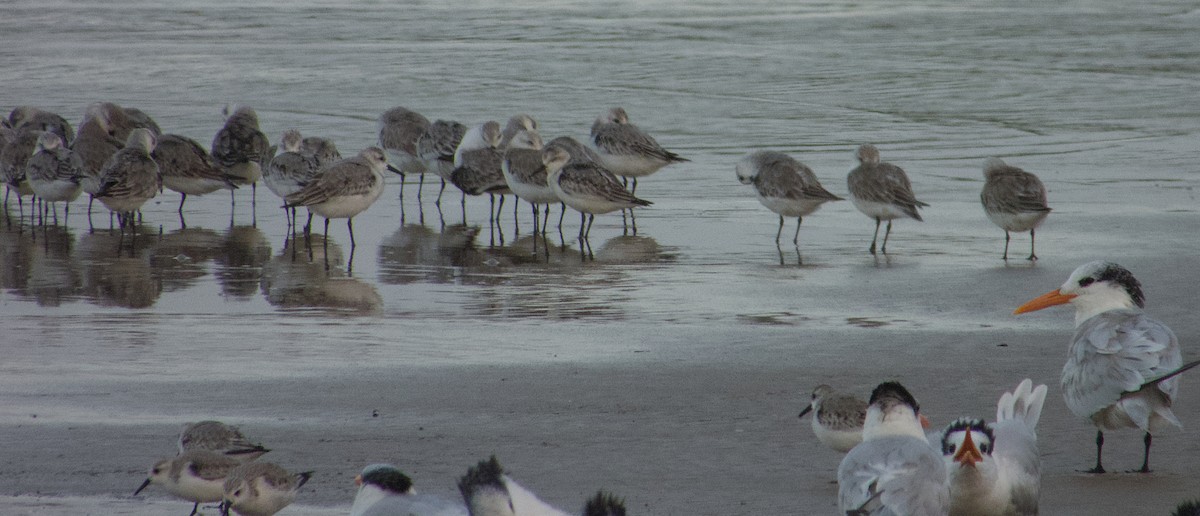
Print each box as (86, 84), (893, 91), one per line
(846, 144), (929, 255)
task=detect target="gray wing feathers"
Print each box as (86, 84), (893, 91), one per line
(27, 147), (83, 183)
(504, 148), (547, 184)
(594, 124), (687, 163)
(450, 148), (505, 195)
(757, 157), (843, 202)
(982, 171), (1050, 215)
(97, 151), (159, 199)
(154, 134), (231, 182)
(559, 163), (651, 207)
(838, 436), (948, 516)
(285, 158), (376, 207)
(212, 116), (270, 168)
(848, 163), (928, 218)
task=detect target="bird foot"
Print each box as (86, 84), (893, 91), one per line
(1078, 466), (1106, 474)
(1127, 467), (1152, 474)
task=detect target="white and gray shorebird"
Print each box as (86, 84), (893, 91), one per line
(1015, 261), (1200, 473)
(1, 127), (39, 212)
(178, 420), (270, 462)
(266, 129), (326, 229)
(798, 384), (867, 453)
(284, 147), (399, 248)
(351, 463), (468, 516)
(838, 381), (949, 516)
(211, 105), (271, 205)
(541, 136), (605, 232)
(95, 128), (160, 228)
(941, 379), (1046, 516)
(26, 131), (84, 222)
(300, 135), (341, 168)
(589, 107), (687, 195)
(378, 106), (430, 193)
(220, 461), (313, 516)
(980, 157), (1051, 261)
(450, 121), (510, 220)
(736, 150), (843, 246)
(499, 114), (538, 150)
(8, 106), (74, 145)
(153, 134), (238, 215)
(85, 101), (162, 142)
(458, 456), (573, 516)
(502, 129), (558, 233)
(134, 449), (242, 516)
(416, 119), (468, 203)
(542, 145), (651, 241)
(70, 109), (125, 215)
(846, 144), (929, 254)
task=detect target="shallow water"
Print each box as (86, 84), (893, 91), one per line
(2, 0), (1200, 514)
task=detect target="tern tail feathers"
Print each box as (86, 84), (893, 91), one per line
(996, 379), (1048, 432)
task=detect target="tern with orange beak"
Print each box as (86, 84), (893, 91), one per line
(838, 381), (948, 515)
(941, 379), (1047, 516)
(1014, 261), (1200, 473)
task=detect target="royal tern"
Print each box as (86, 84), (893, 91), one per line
(798, 384), (866, 453)
(1015, 261), (1200, 473)
(736, 150), (843, 246)
(350, 463), (468, 516)
(941, 379), (1046, 515)
(979, 157), (1051, 261)
(846, 144), (928, 255)
(220, 461), (312, 516)
(838, 381), (949, 515)
(458, 455), (572, 516)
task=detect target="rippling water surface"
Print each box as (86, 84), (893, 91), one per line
(2, 0), (1199, 513)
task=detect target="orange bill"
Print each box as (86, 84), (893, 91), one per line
(919, 414), (931, 429)
(354, 474), (363, 486)
(953, 430), (983, 467)
(1014, 289), (1077, 315)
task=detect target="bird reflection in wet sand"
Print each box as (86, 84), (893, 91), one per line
(0, 223), (80, 306)
(214, 225), (271, 299)
(151, 227), (224, 292)
(77, 227), (161, 308)
(262, 234), (381, 313)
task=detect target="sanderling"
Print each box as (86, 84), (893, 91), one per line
(542, 145), (650, 241)
(417, 119), (468, 203)
(153, 134), (238, 216)
(178, 420), (270, 462)
(846, 144), (929, 254)
(69, 110), (124, 216)
(134, 449), (242, 516)
(798, 384), (866, 453)
(95, 128), (160, 228)
(351, 463), (468, 516)
(378, 106), (431, 190)
(220, 461), (313, 516)
(838, 382), (948, 515)
(8, 106), (74, 145)
(85, 101), (162, 142)
(499, 114), (538, 150)
(450, 121), (509, 220)
(458, 456), (572, 516)
(502, 129), (558, 234)
(26, 131), (84, 223)
(266, 130), (324, 230)
(300, 135), (341, 168)
(1, 128), (39, 213)
(735, 150), (843, 246)
(980, 157), (1051, 261)
(212, 105), (271, 205)
(284, 147), (398, 248)
(590, 107), (687, 194)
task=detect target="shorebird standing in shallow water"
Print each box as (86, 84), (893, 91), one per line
(95, 128), (159, 232)
(378, 106), (430, 196)
(736, 150), (843, 247)
(212, 105), (271, 211)
(450, 121), (509, 226)
(266, 129), (325, 231)
(154, 134), (238, 220)
(542, 145), (651, 249)
(284, 147), (398, 261)
(590, 107), (687, 195)
(417, 119), (468, 205)
(26, 131), (83, 224)
(1015, 261), (1200, 473)
(798, 384), (866, 453)
(502, 129), (557, 236)
(980, 157), (1051, 261)
(846, 144), (929, 255)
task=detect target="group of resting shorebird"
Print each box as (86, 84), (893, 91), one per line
(136, 420), (625, 516)
(2, 102), (1049, 261)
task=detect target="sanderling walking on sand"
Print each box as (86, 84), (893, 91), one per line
(134, 449), (242, 516)
(980, 157), (1051, 261)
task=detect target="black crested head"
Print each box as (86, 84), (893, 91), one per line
(869, 381), (919, 413)
(584, 490), (627, 516)
(458, 455), (506, 500)
(940, 417), (995, 455)
(1093, 262), (1145, 308)
(360, 464), (412, 494)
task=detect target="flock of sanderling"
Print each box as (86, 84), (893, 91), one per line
(4, 101), (1050, 263)
(135, 420), (623, 516)
(5, 104), (1198, 515)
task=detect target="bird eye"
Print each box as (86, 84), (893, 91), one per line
(234, 489), (242, 497)
(1079, 278), (1095, 287)
(981, 444), (990, 453)
(943, 444), (955, 454)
